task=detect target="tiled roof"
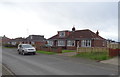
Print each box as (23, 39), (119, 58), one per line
(48, 29), (105, 40)
(9, 35), (46, 42)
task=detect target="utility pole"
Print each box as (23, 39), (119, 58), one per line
(26, 28), (29, 44)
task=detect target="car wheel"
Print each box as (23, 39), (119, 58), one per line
(33, 52), (36, 55)
(22, 51), (25, 55)
(18, 52), (20, 54)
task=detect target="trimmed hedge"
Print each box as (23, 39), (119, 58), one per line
(3, 44), (18, 48)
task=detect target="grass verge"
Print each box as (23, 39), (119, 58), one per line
(75, 52), (111, 61)
(62, 50), (75, 53)
(36, 50), (56, 55)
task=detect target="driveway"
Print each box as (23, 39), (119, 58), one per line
(2, 48), (118, 75)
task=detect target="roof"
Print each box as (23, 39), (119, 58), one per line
(48, 29), (105, 40)
(9, 35), (46, 42)
(9, 38), (26, 42)
(27, 35), (46, 41)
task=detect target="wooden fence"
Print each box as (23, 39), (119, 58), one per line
(77, 47), (120, 57)
(107, 43), (120, 49)
(77, 47), (109, 53)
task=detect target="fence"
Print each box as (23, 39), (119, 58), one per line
(77, 47), (120, 57)
(36, 46), (62, 53)
(107, 43), (120, 49)
(77, 47), (109, 53)
(109, 48), (120, 57)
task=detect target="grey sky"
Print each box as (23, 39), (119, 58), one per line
(0, 1), (118, 41)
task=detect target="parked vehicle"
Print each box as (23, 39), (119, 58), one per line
(17, 44), (36, 55)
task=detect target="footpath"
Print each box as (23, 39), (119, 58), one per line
(2, 64), (15, 76)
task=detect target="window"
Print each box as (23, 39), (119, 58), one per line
(7, 42), (10, 44)
(81, 40), (91, 47)
(58, 40), (65, 46)
(47, 41), (53, 46)
(103, 41), (105, 46)
(31, 42), (35, 45)
(67, 40), (75, 46)
(19, 45), (22, 48)
(30, 36), (33, 39)
(11, 42), (16, 45)
(59, 32), (65, 37)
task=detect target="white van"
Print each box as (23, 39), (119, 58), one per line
(17, 44), (36, 55)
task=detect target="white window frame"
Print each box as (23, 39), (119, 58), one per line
(59, 32), (65, 37)
(67, 40), (75, 46)
(58, 40), (65, 46)
(11, 42), (16, 45)
(81, 40), (91, 47)
(7, 42), (10, 44)
(47, 40), (53, 46)
(31, 42), (35, 45)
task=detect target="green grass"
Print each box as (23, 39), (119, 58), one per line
(62, 50), (75, 53)
(36, 50), (56, 55)
(75, 52), (111, 61)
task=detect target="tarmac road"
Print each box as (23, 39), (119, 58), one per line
(2, 48), (118, 75)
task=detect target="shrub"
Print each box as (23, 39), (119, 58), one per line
(3, 44), (18, 48)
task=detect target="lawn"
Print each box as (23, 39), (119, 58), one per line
(36, 50), (56, 55)
(75, 51), (111, 61)
(62, 50), (75, 53)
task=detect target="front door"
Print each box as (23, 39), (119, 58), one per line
(75, 40), (79, 47)
(54, 40), (57, 46)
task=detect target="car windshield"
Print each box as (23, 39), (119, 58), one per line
(22, 44), (33, 48)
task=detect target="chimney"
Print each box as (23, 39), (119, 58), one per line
(96, 30), (99, 35)
(72, 26), (76, 32)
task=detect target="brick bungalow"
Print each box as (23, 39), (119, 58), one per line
(47, 27), (107, 50)
(8, 35), (46, 46)
(2, 35), (10, 45)
(8, 37), (26, 45)
(25, 35), (46, 46)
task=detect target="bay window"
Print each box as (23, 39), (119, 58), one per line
(81, 40), (91, 47)
(47, 41), (53, 46)
(58, 40), (65, 46)
(67, 40), (75, 46)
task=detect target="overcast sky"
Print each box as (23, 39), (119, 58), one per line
(0, 0), (118, 41)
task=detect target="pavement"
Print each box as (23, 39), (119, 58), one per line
(2, 64), (15, 76)
(2, 48), (118, 75)
(100, 57), (119, 66)
(57, 51), (119, 66)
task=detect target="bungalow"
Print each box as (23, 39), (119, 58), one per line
(2, 35), (10, 45)
(47, 27), (107, 50)
(107, 39), (119, 49)
(8, 37), (26, 45)
(25, 35), (46, 46)
(8, 35), (46, 46)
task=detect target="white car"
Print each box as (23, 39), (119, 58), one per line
(17, 44), (36, 55)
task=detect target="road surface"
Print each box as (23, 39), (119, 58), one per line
(2, 48), (118, 75)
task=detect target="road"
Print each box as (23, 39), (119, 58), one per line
(2, 48), (118, 75)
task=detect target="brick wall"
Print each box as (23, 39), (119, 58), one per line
(67, 46), (77, 50)
(92, 40), (107, 47)
(36, 46), (62, 53)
